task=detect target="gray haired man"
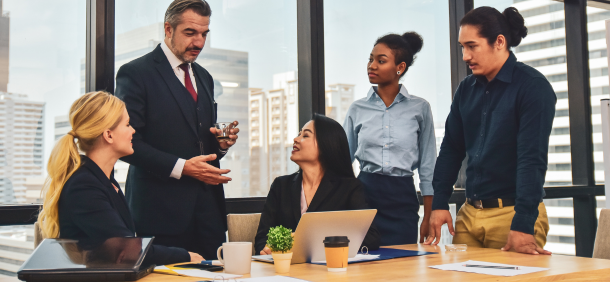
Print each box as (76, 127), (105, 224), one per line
(116, 0), (239, 259)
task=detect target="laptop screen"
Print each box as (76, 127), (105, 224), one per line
(19, 237), (152, 272)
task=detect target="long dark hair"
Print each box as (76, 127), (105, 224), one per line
(374, 31), (424, 77)
(460, 6), (528, 49)
(311, 113), (355, 178)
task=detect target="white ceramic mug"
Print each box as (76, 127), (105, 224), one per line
(216, 242), (252, 274)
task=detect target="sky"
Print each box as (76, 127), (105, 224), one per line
(3, 0), (86, 174)
(1, 0), (504, 173)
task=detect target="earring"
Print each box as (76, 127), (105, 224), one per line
(397, 71), (401, 75)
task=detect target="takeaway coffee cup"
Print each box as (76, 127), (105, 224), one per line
(216, 242), (252, 274)
(323, 236), (350, 272)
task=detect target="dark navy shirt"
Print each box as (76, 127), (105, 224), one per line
(431, 52), (556, 235)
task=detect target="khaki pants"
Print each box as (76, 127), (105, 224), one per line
(452, 201), (550, 249)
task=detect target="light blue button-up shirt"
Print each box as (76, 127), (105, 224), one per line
(343, 85), (437, 196)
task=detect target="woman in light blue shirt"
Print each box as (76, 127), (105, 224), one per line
(343, 32), (436, 245)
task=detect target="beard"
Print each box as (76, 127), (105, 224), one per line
(170, 35), (202, 63)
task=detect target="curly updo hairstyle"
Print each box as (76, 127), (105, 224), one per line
(460, 6), (528, 49)
(374, 31), (424, 78)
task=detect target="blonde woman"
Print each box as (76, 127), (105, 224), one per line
(38, 91), (203, 265)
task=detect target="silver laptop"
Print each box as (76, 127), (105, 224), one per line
(253, 209), (377, 264)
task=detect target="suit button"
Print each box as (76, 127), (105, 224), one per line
(199, 123), (202, 127)
(197, 107), (200, 110)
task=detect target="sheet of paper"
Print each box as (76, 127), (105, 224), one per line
(311, 254), (380, 264)
(235, 276), (310, 282)
(349, 254), (381, 262)
(173, 269), (242, 279)
(429, 260), (549, 277)
(154, 265), (169, 270)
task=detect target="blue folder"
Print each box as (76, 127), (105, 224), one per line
(310, 248), (437, 265)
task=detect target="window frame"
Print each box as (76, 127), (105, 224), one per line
(0, 0), (605, 258)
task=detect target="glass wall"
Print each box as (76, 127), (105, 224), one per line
(585, 3), (610, 239)
(115, 0), (297, 198)
(0, 0), (86, 276)
(475, 0), (575, 255)
(0, 0), (605, 273)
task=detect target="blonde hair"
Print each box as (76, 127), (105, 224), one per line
(38, 91), (126, 239)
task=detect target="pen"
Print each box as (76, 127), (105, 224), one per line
(463, 264), (520, 270)
(200, 260), (223, 266)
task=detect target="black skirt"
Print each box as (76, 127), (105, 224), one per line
(358, 171), (420, 245)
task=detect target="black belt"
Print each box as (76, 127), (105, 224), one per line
(466, 197), (516, 209)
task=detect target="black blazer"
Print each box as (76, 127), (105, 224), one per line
(58, 156), (190, 265)
(254, 171), (380, 253)
(115, 44), (227, 236)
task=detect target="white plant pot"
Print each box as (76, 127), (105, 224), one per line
(271, 251), (293, 274)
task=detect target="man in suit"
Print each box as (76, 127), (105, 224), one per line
(115, 0), (239, 259)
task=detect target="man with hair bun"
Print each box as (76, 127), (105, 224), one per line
(424, 6), (555, 255)
(115, 0), (239, 260)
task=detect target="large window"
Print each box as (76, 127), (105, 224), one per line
(585, 3), (610, 242)
(115, 0), (297, 198)
(0, 0), (86, 277)
(0, 0), (604, 272)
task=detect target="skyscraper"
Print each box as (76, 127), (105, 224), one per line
(0, 0), (9, 92)
(248, 71), (354, 195)
(0, 93), (43, 277)
(326, 84), (355, 124)
(0, 93), (44, 205)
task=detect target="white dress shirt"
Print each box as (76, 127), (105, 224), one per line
(160, 40), (198, 93)
(161, 40), (197, 179)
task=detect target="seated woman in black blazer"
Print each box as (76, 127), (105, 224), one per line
(37, 91), (202, 265)
(255, 114), (380, 254)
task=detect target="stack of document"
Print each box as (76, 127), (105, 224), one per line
(429, 260), (549, 276)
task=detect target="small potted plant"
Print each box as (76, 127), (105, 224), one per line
(266, 225), (294, 273)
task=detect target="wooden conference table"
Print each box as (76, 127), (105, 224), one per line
(3, 244), (610, 282)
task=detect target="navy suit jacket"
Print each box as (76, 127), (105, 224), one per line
(58, 156), (190, 265)
(115, 44), (227, 236)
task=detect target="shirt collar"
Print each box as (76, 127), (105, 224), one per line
(366, 84), (410, 103)
(161, 40), (188, 70)
(473, 51), (517, 86)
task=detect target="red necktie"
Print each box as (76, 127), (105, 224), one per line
(179, 63), (198, 102)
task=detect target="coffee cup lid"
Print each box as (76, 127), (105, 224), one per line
(323, 236), (350, 247)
